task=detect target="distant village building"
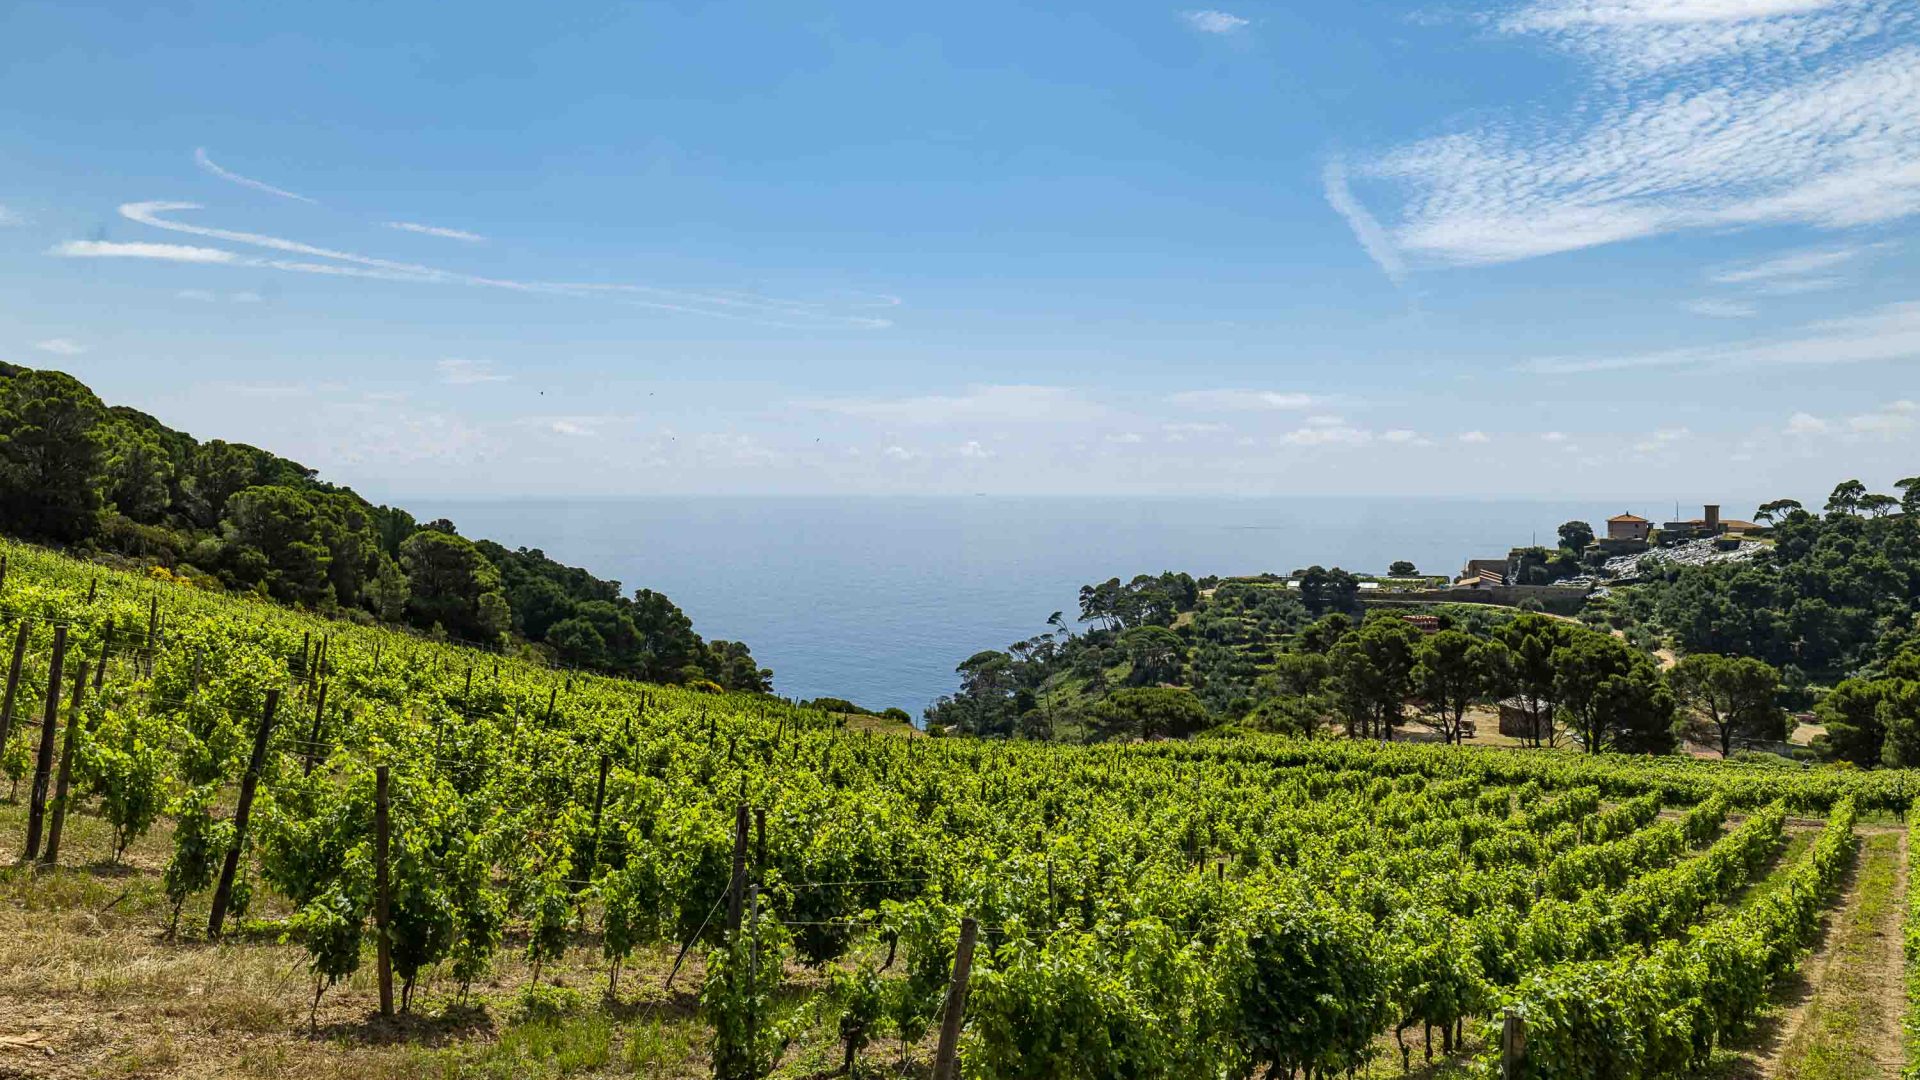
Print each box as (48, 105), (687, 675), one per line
(1606, 512), (1652, 542)
(1661, 504), (1761, 541)
(1401, 614), (1441, 633)
(1455, 558), (1509, 587)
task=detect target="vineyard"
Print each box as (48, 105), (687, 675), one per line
(0, 535), (1916, 1079)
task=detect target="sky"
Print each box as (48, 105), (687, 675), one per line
(2, 0), (1917, 505)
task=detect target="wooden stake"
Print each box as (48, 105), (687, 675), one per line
(0, 621), (28, 755)
(92, 622), (110, 691)
(932, 917), (979, 1080)
(754, 807), (767, 886)
(375, 765), (393, 1017)
(41, 651), (91, 865)
(1500, 1007), (1525, 1079)
(208, 689), (279, 938)
(23, 625), (67, 860)
(86, 578), (97, 603)
(726, 804), (750, 935)
(0, 553), (8, 597)
(303, 681), (329, 776)
(582, 754), (610, 878)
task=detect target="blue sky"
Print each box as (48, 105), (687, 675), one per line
(2, 0), (1917, 505)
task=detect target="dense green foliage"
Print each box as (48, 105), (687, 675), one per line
(0, 363), (767, 691)
(3, 539), (1910, 1079)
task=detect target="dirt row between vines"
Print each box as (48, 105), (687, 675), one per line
(1710, 828), (1909, 1080)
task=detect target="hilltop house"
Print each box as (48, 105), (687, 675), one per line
(1606, 512), (1651, 542)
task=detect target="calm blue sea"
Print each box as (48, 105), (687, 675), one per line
(404, 496), (1674, 715)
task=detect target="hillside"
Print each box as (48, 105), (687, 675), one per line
(0, 363), (769, 692)
(929, 479), (1920, 770)
(4, 537), (1919, 1079)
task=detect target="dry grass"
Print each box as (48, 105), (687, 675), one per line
(0, 795), (832, 1080)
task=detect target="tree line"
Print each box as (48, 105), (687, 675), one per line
(0, 364), (769, 690)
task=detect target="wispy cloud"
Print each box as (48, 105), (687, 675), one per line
(0, 204), (23, 226)
(1526, 298), (1920, 373)
(1181, 9), (1250, 33)
(1170, 388), (1319, 411)
(805, 385), (1100, 425)
(437, 358), (511, 385)
(1323, 158), (1407, 284)
(178, 288), (264, 302)
(1683, 297), (1759, 318)
(1711, 245), (1871, 284)
(956, 440), (994, 459)
(1344, 2), (1920, 266)
(1785, 399), (1916, 438)
(71, 201), (892, 329)
(195, 147), (317, 204)
(1284, 423), (1373, 446)
(32, 338), (85, 356)
(385, 221), (485, 243)
(1459, 430), (1492, 443)
(51, 239), (237, 263)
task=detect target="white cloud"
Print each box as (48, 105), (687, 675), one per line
(1785, 411), (1832, 435)
(882, 445), (915, 461)
(1107, 432), (1146, 444)
(1632, 426), (1693, 452)
(807, 384), (1099, 425)
(51, 239), (236, 263)
(90, 201), (892, 329)
(1323, 158), (1406, 283)
(1284, 424), (1372, 446)
(437, 358), (511, 385)
(1181, 9), (1250, 33)
(195, 147), (317, 204)
(32, 338), (85, 356)
(1382, 428), (1423, 443)
(1786, 400), (1916, 438)
(1170, 388), (1318, 411)
(1683, 298), (1760, 318)
(1541, 430), (1568, 442)
(1347, 4), (1920, 266)
(178, 288), (265, 303)
(1710, 244), (1872, 284)
(385, 221), (485, 243)
(0, 204), (23, 226)
(957, 440), (994, 458)
(1848, 407), (1916, 435)
(1459, 430), (1492, 443)
(1526, 298), (1920, 373)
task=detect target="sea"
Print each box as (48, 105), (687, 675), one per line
(404, 495), (1693, 716)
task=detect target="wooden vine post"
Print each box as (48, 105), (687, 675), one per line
(746, 883), (762, 1080)
(726, 803), (751, 935)
(208, 688), (279, 938)
(92, 624), (109, 691)
(374, 765), (393, 1017)
(1500, 1007), (1525, 1079)
(302, 681), (329, 776)
(754, 807), (767, 886)
(41, 649), (91, 865)
(932, 916), (979, 1080)
(0, 553), (8, 596)
(22, 624), (67, 860)
(0, 621), (28, 754)
(581, 754), (610, 878)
